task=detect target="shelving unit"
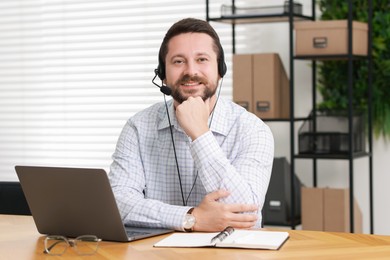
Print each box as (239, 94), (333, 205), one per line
(206, 0), (373, 234)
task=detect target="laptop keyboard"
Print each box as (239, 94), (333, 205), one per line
(126, 230), (150, 237)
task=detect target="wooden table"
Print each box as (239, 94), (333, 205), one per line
(1, 215), (390, 259)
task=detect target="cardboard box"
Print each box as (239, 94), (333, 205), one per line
(233, 54), (253, 112)
(301, 187), (362, 233)
(233, 53), (290, 119)
(295, 20), (368, 56)
(301, 187), (324, 230)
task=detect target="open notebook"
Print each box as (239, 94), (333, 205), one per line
(154, 229), (289, 250)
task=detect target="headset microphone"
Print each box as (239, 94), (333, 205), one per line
(160, 85), (172, 96)
(152, 69), (172, 96)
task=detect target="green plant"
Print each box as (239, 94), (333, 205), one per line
(317, 0), (390, 138)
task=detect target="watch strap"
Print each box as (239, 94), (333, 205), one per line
(184, 207), (195, 232)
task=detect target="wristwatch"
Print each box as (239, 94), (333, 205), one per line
(183, 208), (196, 232)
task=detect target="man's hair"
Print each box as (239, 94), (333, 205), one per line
(156, 18), (226, 80)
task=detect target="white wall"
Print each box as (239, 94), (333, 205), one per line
(372, 137), (390, 235)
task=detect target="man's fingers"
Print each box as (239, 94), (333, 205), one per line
(227, 203), (258, 213)
(204, 97), (211, 112)
(228, 221), (257, 230)
(226, 208), (258, 221)
(225, 212), (258, 230)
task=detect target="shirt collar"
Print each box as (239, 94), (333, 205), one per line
(157, 99), (179, 131)
(208, 97), (230, 136)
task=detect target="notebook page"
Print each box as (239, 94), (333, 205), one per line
(154, 232), (219, 247)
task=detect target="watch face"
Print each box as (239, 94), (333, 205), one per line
(184, 214), (196, 229)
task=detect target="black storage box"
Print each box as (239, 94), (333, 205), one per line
(263, 157), (302, 226)
(298, 110), (365, 155)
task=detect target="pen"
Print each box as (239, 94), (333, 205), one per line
(210, 226), (235, 244)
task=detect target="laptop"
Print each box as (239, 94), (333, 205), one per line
(15, 165), (174, 242)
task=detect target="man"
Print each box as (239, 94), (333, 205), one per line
(109, 18), (274, 232)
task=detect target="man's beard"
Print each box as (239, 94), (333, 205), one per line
(171, 74), (218, 104)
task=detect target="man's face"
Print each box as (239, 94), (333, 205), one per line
(164, 32), (220, 104)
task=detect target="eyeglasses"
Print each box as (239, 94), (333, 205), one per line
(44, 235), (101, 256)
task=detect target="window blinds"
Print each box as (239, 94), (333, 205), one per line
(0, 0), (233, 181)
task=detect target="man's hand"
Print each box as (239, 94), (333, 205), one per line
(191, 190), (259, 232)
(175, 96), (211, 140)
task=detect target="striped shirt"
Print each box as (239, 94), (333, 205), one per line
(109, 97), (274, 230)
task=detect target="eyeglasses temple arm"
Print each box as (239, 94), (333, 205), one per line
(43, 240), (66, 254)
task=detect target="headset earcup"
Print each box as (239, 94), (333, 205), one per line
(219, 60), (227, 78)
(218, 45), (227, 78)
(156, 64), (165, 80)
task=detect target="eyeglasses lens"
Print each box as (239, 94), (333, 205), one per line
(74, 235), (100, 255)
